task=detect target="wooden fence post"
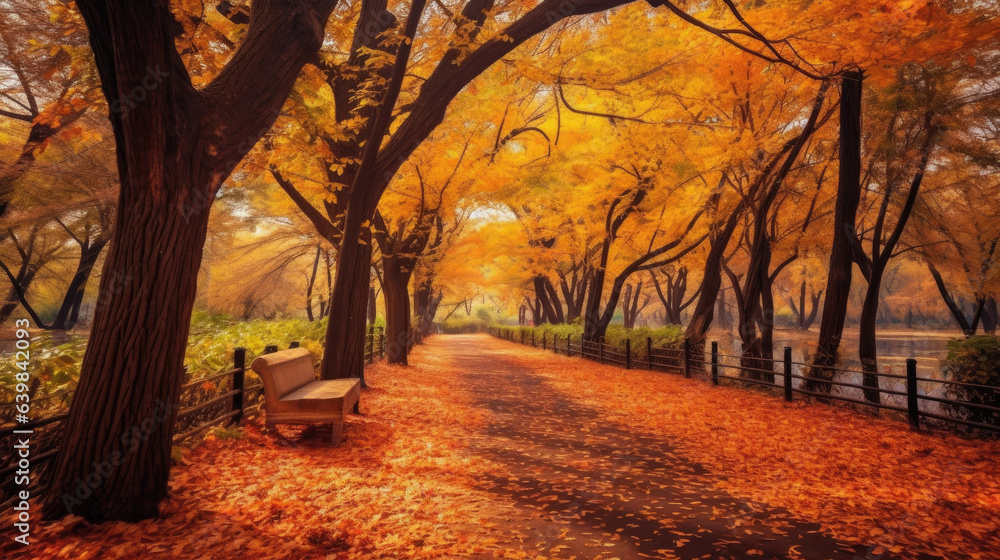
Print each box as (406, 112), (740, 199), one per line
(683, 338), (691, 378)
(599, 337), (605, 364)
(783, 347), (793, 402)
(542, 333), (547, 350)
(567, 334), (571, 357)
(711, 342), (719, 385)
(906, 359), (920, 430)
(232, 347), (246, 425)
(647, 337), (653, 370)
(531, 332), (535, 347)
(625, 338), (632, 370)
(289, 341), (299, 348)
(379, 328), (385, 359)
(264, 344), (278, 354)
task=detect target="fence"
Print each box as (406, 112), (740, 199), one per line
(0, 328), (385, 512)
(488, 327), (1000, 436)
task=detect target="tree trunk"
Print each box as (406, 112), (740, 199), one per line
(927, 263), (973, 334)
(50, 239), (108, 330)
(320, 206), (372, 381)
(43, 174), (213, 521)
(368, 285), (378, 325)
(859, 268), (884, 404)
(685, 204), (743, 346)
(0, 263), (39, 323)
(808, 70), (864, 391)
(306, 245), (321, 321)
(382, 255), (413, 365)
(43, 0), (340, 522)
(760, 275), (775, 364)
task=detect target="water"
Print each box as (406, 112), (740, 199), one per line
(707, 327), (963, 415)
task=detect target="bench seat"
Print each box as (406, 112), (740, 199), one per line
(250, 348), (361, 446)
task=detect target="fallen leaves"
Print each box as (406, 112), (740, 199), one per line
(4, 334), (997, 560)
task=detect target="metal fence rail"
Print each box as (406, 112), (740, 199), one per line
(488, 327), (1000, 437)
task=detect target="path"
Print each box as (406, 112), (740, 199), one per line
(12, 334), (993, 560)
(431, 334), (909, 560)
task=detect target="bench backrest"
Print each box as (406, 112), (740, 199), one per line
(250, 348), (316, 406)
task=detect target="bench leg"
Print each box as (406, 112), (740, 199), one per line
(329, 422), (344, 447)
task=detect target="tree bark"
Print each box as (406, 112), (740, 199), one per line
(382, 254), (414, 365)
(807, 70), (864, 391)
(42, 0), (340, 522)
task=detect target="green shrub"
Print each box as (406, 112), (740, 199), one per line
(442, 316), (487, 333)
(942, 335), (1000, 427)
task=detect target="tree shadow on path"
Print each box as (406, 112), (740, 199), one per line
(440, 336), (937, 560)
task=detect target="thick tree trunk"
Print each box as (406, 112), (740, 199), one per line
(382, 255), (413, 365)
(808, 70), (864, 391)
(43, 172), (212, 521)
(43, 0), (340, 522)
(320, 207), (372, 381)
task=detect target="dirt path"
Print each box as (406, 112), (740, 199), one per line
(431, 335), (875, 560)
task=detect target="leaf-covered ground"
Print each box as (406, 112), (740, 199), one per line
(5, 334), (998, 559)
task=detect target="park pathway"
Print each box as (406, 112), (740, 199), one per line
(428, 334), (881, 560)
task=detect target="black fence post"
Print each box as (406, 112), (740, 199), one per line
(599, 337), (605, 365)
(783, 347), (793, 402)
(531, 332), (535, 347)
(521, 331), (525, 345)
(711, 342), (719, 385)
(683, 338), (691, 378)
(625, 338), (632, 370)
(567, 334), (571, 357)
(232, 347), (246, 425)
(906, 359), (920, 430)
(379, 329), (385, 359)
(647, 337), (653, 370)
(264, 344), (278, 355)
(542, 333), (547, 350)
(554, 334), (559, 354)
(289, 341), (300, 349)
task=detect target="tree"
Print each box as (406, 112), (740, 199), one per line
(42, 0), (342, 522)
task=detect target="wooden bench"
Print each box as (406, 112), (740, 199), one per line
(250, 348), (361, 446)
